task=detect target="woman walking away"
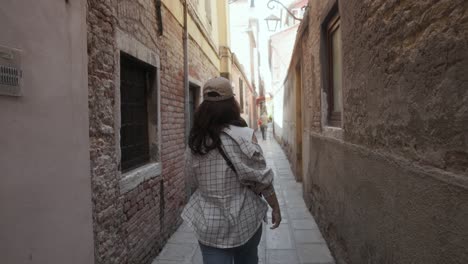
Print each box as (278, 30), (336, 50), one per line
(182, 77), (282, 264)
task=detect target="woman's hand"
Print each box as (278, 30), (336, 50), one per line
(264, 191), (282, 229)
(271, 207), (282, 229)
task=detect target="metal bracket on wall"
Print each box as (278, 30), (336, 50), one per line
(267, 0), (303, 21)
(155, 0), (163, 36)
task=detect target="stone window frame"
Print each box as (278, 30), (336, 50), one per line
(115, 29), (162, 194)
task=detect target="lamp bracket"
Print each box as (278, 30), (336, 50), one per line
(267, 0), (303, 21)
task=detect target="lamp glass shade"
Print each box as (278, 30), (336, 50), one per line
(265, 14), (280, 32)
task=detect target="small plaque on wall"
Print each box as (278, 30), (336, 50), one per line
(0, 45), (23, 96)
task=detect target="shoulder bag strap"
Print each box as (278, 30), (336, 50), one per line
(217, 144), (237, 174)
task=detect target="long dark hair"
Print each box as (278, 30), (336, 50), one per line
(189, 97), (243, 155)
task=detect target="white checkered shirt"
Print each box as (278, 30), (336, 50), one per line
(181, 125), (275, 248)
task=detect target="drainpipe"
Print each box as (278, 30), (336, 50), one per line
(183, 0), (192, 202)
(183, 0), (189, 145)
(155, 0), (163, 35)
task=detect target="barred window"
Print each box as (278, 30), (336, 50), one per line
(120, 54), (153, 172)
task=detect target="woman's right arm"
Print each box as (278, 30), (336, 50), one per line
(264, 192), (282, 229)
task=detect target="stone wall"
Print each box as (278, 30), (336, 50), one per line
(87, 1), (127, 263)
(88, 0), (219, 263)
(279, 0), (468, 263)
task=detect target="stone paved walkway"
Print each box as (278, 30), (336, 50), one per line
(153, 130), (335, 264)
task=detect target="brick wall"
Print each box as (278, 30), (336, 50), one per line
(159, 3), (186, 242)
(88, 0), (220, 263)
(188, 38), (219, 82)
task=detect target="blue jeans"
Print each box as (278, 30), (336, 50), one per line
(198, 225), (263, 264)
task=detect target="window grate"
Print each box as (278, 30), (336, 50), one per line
(120, 55), (150, 172)
(0, 65), (20, 87)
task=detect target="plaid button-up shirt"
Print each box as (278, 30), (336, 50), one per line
(181, 125), (275, 248)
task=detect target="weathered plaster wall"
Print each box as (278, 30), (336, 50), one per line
(0, 0), (94, 263)
(280, 0), (468, 263)
(88, 1), (219, 263)
(341, 0), (468, 175)
(270, 25), (307, 147)
(304, 135), (468, 264)
(281, 74), (299, 175)
(272, 85), (284, 141)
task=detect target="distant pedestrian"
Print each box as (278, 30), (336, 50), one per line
(257, 118), (263, 137)
(259, 113), (268, 140)
(182, 77), (282, 264)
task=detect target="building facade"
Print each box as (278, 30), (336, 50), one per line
(88, 0), (235, 263)
(232, 53), (257, 128)
(277, 0), (468, 263)
(229, 0), (264, 129)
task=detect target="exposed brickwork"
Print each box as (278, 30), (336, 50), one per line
(188, 38), (219, 82)
(87, 0), (128, 263)
(88, 1), (219, 264)
(117, 0), (160, 52)
(159, 3), (185, 238)
(122, 177), (163, 264)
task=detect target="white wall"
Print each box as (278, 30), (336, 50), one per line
(0, 1), (94, 263)
(273, 85), (284, 139)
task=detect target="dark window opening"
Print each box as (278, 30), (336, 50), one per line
(325, 9), (342, 127)
(120, 54), (151, 172)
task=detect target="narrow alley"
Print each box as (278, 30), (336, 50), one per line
(1, 1), (467, 264)
(154, 129), (335, 264)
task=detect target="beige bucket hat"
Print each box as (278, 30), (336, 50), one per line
(203, 77), (235, 101)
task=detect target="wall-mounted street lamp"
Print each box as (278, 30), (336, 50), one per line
(264, 14), (281, 32)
